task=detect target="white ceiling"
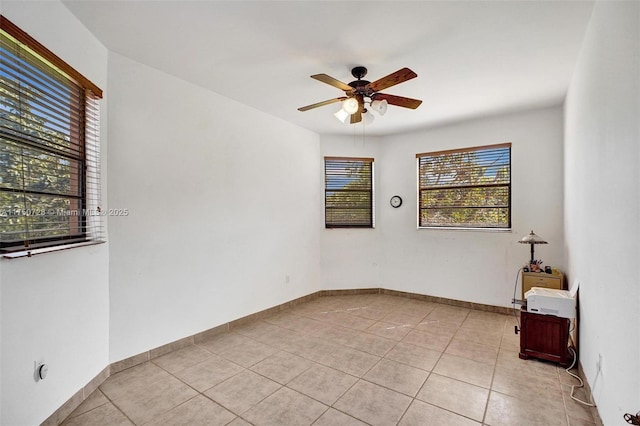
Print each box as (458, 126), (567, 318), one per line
(62, 1), (594, 136)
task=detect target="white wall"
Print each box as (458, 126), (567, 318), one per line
(321, 106), (565, 308)
(0, 2), (110, 425)
(107, 53), (322, 362)
(564, 1), (640, 424)
(320, 134), (386, 289)
(4, 2), (635, 425)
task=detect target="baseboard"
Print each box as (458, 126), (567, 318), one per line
(112, 288), (515, 373)
(578, 360), (604, 426)
(42, 288), (512, 425)
(40, 365), (110, 426)
(378, 288), (515, 315)
(318, 288), (514, 315)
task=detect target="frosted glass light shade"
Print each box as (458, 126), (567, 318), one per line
(342, 97), (359, 114)
(362, 110), (374, 125)
(370, 99), (388, 115)
(334, 108), (350, 124)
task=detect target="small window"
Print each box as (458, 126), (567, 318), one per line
(324, 157), (374, 228)
(417, 143), (511, 229)
(0, 16), (104, 254)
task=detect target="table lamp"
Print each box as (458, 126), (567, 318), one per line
(518, 230), (548, 264)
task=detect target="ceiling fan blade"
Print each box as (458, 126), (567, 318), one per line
(310, 74), (352, 92)
(298, 97), (348, 112)
(368, 68), (417, 92)
(373, 93), (423, 109)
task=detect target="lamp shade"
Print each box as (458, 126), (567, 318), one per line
(342, 97), (359, 114)
(334, 108), (350, 124)
(362, 109), (374, 125)
(519, 230), (548, 245)
(370, 99), (388, 115)
(519, 230), (547, 264)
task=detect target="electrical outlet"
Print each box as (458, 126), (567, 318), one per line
(34, 361), (48, 382)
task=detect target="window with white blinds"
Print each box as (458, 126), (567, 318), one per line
(417, 143), (511, 229)
(325, 157), (374, 228)
(0, 16), (104, 254)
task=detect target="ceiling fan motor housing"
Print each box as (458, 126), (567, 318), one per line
(351, 66), (368, 79)
(347, 66), (373, 98)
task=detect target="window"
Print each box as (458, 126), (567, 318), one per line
(324, 157), (374, 228)
(0, 16), (103, 254)
(417, 143), (511, 229)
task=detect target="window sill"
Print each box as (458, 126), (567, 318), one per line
(418, 226), (512, 232)
(1, 241), (105, 259)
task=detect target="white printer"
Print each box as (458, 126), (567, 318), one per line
(525, 287), (575, 319)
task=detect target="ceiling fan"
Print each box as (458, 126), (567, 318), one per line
(298, 66), (422, 124)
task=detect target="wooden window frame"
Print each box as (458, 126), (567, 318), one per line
(0, 16), (104, 255)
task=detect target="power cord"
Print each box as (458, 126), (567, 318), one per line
(512, 267), (523, 332)
(515, 272), (595, 409)
(565, 347), (596, 407)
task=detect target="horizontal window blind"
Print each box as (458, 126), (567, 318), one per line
(417, 143), (511, 229)
(0, 16), (104, 253)
(325, 157), (374, 228)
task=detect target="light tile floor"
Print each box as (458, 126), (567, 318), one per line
(61, 294), (597, 426)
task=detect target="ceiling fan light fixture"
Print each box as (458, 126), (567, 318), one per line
(298, 66), (422, 125)
(342, 97), (359, 114)
(370, 99), (388, 115)
(334, 108), (350, 124)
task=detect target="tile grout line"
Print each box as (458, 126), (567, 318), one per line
(399, 306), (457, 424)
(251, 309), (380, 425)
(200, 302), (493, 424)
(398, 307), (499, 426)
(480, 317), (506, 426)
(176, 318), (367, 425)
(92, 387), (138, 426)
(150, 337), (277, 424)
(272, 305), (542, 424)
(67, 294), (588, 425)
(289, 300), (428, 424)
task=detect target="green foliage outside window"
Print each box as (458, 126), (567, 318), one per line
(325, 158), (373, 228)
(0, 75), (82, 243)
(418, 144), (511, 229)
(0, 20), (102, 253)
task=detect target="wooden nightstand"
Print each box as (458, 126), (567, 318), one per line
(522, 271), (564, 299)
(519, 309), (571, 366)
